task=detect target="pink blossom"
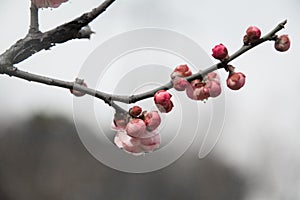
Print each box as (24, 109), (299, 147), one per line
(275, 35), (290, 52)
(206, 81), (222, 97)
(114, 131), (143, 155)
(143, 111), (161, 131)
(31, 0), (68, 8)
(205, 72), (220, 82)
(125, 118), (146, 138)
(226, 72), (246, 90)
(114, 130), (161, 154)
(185, 74), (222, 100)
(140, 134), (161, 152)
(212, 44), (228, 60)
(172, 76), (188, 91)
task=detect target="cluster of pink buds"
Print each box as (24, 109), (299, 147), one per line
(31, 0), (68, 8)
(112, 106), (162, 155)
(186, 72), (222, 101)
(170, 64), (222, 101)
(111, 23), (290, 155)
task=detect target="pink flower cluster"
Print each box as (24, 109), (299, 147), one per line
(170, 64), (222, 101)
(31, 0), (68, 8)
(113, 107), (161, 155)
(186, 72), (222, 101)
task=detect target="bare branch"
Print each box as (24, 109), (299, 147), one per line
(0, 0), (116, 64)
(1, 65), (125, 112)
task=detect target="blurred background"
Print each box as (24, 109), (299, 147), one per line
(0, 0), (299, 199)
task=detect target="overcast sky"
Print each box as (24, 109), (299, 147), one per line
(0, 1), (300, 199)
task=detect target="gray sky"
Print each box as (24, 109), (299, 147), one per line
(0, 0), (300, 199)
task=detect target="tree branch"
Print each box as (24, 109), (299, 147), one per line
(0, 19), (287, 112)
(1, 65), (126, 112)
(0, 0), (116, 65)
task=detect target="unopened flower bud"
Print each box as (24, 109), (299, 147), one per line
(171, 64), (192, 78)
(246, 26), (261, 42)
(212, 44), (229, 61)
(154, 90), (172, 106)
(129, 106), (142, 117)
(227, 72), (246, 90)
(274, 35), (290, 52)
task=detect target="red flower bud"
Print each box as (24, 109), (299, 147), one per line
(129, 106), (142, 117)
(227, 72), (246, 90)
(212, 44), (229, 61)
(154, 90), (172, 106)
(246, 26), (261, 42)
(31, 0), (68, 8)
(275, 35), (290, 52)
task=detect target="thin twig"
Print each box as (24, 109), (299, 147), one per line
(29, 2), (39, 34)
